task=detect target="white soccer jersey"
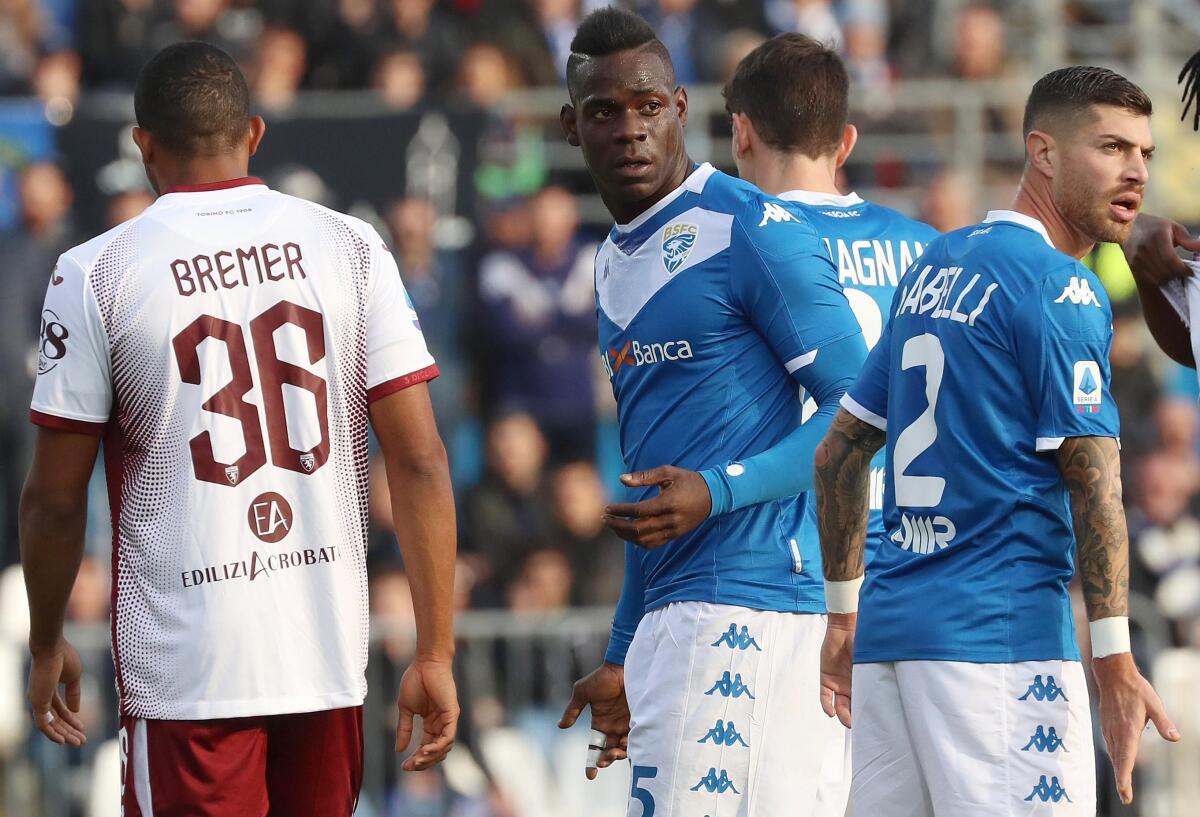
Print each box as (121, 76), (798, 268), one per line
(30, 177), (437, 720)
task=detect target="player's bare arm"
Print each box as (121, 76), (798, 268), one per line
(1057, 435), (1180, 805)
(370, 382), (460, 771)
(813, 408), (885, 729)
(20, 427), (101, 748)
(1124, 213), (1200, 366)
(602, 466), (712, 549)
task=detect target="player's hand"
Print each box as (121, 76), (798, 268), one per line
(1124, 213), (1200, 286)
(558, 662), (629, 780)
(820, 612), (856, 729)
(1091, 652), (1180, 805)
(603, 466), (712, 549)
(27, 637), (87, 747)
(396, 656), (460, 771)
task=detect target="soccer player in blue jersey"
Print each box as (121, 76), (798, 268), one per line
(554, 8), (867, 816)
(725, 33), (939, 566)
(814, 67), (1180, 816)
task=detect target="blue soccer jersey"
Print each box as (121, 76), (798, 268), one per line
(781, 191), (938, 563)
(843, 211), (1119, 664)
(597, 164), (865, 662)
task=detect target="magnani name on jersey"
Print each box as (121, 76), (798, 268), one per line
(894, 264), (999, 327)
(180, 545), (340, 589)
(822, 238), (927, 290)
(170, 240), (309, 297)
(604, 337), (694, 376)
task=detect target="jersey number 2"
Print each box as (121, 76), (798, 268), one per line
(892, 333), (946, 507)
(173, 301), (330, 486)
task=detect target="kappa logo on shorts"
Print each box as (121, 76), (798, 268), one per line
(711, 624), (761, 651)
(697, 719), (748, 747)
(704, 671), (755, 699)
(1022, 725), (1067, 752)
(1018, 674), (1069, 702)
(690, 768), (739, 794)
(1025, 775), (1072, 803)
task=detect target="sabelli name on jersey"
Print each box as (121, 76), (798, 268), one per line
(171, 240), (308, 297)
(895, 264), (999, 327)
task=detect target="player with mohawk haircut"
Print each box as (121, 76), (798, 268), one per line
(557, 7), (864, 817)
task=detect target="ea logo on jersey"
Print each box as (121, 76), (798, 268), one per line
(662, 223), (698, 274)
(248, 491), (294, 543)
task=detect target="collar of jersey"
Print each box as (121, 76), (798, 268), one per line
(778, 189), (864, 207)
(609, 162), (716, 255)
(982, 210), (1054, 247)
(162, 177), (266, 194)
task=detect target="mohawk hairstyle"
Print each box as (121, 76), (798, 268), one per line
(566, 7), (674, 101)
(1022, 65), (1152, 138)
(1180, 49), (1200, 131)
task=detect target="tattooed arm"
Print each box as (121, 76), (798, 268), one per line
(1056, 435), (1179, 804)
(813, 407), (885, 729)
(815, 408), (887, 582)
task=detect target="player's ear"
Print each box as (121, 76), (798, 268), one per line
(132, 126), (153, 164)
(1025, 129), (1056, 178)
(247, 116), (267, 157)
(835, 124), (858, 168)
(675, 85), (688, 128)
(730, 112), (753, 160)
(560, 104), (580, 147)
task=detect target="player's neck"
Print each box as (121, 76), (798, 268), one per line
(150, 157), (254, 196)
(1010, 186), (1095, 260)
(749, 152), (840, 198)
(605, 152), (694, 226)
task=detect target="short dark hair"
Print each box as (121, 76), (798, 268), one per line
(724, 33), (847, 158)
(1022, 66), (1152, 138)
(566, 8), (674, 101)
(134, 41), (251, 156)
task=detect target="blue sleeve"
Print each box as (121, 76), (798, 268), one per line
(700, 334), (866, 516)
(1012, 263), (1119, 450)
(842, 316), (893, 430)
(604, 542), (645, 665)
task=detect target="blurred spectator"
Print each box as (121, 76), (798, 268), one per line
(719, 28), (768, 85)
(383, 0), (464, 95)
(548, 461), (623, 606)
(0, 0), (41, 94)
(77, 0), (159, 90)
(461, 412), (554, 603)
(764, 0), (842, 43)
(919, 168), (975, 233)
(507, 548), (572, 612)
(1155, 397), (1200, 477)
(307, 0), (390, 90)
(476, 186), (597, 458)
(105, 188), (155, 228)
(31, 48), (81, 125)
(67, 556), (110, 625)
(385, 196), (467, 435)
(530, 0), (581, 82)
(947, 4), (1022, 133)
(457, 42), (522, 110)
(637, 0), (708, 85)
(374, 47), (425, 110)
(252, 25), (307, 111)
(1109, 305), (1165, 465)
(154, 0), (260, 68)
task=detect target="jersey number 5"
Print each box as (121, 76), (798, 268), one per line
(173, 300), (330, 486)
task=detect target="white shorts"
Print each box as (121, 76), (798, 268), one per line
(623, 601), (849, 817)
(852, 660), (1096, 817)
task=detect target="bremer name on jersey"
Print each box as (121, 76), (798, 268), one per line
(30, 177), (437, 720)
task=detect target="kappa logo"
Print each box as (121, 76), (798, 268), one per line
(1022, 725), (1067, 752)
(758, 201), (798, 227)
(705, 671), (755, 699)
(225, 465), (240, 485)
(1019, 674), (1069, 702)
(1054, 276), (1101, 307)
(890, 513), (956, 554)
(690, 768), (739, 794)
(300, 452), (316, 472)
(697, 719), (748, 747)
(1025, 775), (1072, 803)
(51, 266), (64, 286)
(662, 222), (698, 274)
(711, 624), (762, 651)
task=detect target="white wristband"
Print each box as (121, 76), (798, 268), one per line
(825, 576), (864, 614)
(1090, 616), (1131, 658)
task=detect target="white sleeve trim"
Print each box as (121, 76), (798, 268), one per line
(1035, 437), (1065, 451)
(785, 349), (818, 373)
(840, 393), (886, 431)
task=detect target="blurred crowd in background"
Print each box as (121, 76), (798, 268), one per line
(1, 0), (1200, 815)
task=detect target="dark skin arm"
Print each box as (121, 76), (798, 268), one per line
(1123, 213), (1200, 367)
(1057, 436), (1179, 805)
(813, 409), (885, 729)
(369, 382), (460, 771)
(21, 427), (101, 748)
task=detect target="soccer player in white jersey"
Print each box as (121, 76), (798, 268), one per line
(815, 67), (1180, 816)
(20, 42), (459, 816)
(557, 8), (866, 817)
